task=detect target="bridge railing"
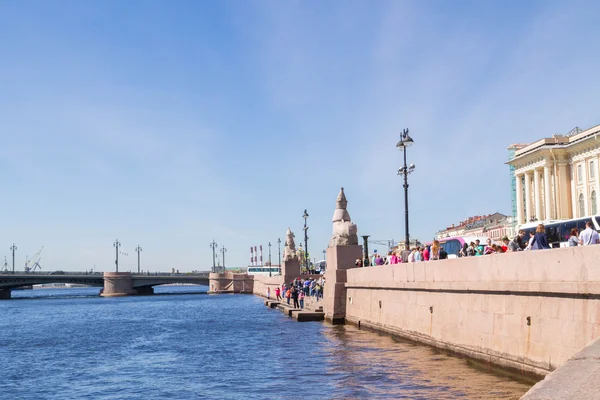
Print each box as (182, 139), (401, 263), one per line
(0, 271), (210, 276)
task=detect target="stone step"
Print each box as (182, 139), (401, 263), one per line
(293, 311), (325, 322)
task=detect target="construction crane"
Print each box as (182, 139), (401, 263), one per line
(25, 246), (44, 272)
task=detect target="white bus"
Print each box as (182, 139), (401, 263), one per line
(519, 216), (600, 248)
(247, 266), (281, 276)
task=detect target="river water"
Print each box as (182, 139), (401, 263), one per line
(0, 287), (533, 399)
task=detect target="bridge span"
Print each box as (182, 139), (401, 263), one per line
(0, 271), (210, 299)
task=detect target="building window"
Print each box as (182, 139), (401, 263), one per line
(592, 191), (597, 215)
(578, 164), (583, 183)
(579, 193), (585, 217)
(591, 161), (596, 179)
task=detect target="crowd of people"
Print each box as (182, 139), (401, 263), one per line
(266, 276), (325, 309)
(356, 222), (600, 266)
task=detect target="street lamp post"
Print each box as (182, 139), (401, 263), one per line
(268, 242), (272, 277)
(10, 243), (17, 273)
(221, 246), (227, 271)
(277, 238), (281, 267)
(113, 239), (121, 272)
(396, 128), (416, 250)
(361, 235), (370, 266)
(210, 240), (218, 273)
(302, 209), (309, 271)
(135, 245), (142, 274)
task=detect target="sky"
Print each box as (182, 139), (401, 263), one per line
(1, 0), (600, 272)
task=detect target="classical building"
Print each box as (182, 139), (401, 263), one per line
(435, 213), (511, 240)
(507, 124), (600, 226)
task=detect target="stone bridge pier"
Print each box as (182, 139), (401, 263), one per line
(0, 289), (11, 300)
(101, 272), (138, 297)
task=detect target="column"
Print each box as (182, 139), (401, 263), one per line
(581, 161), (588, 216)
(534, 169), (542, 221)
(515, 173), (524, 225)
(544, 165), (553, 220)
(595, 155), (600, 214)
(524, 172), (532, 222)
(558, 162), (572, 219)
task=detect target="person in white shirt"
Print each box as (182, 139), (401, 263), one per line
(579, 221), (600, 245)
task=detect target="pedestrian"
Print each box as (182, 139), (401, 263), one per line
(430, 240), (440, 260)
(484, 238), (494, 255)
(530, 224), (551, 250)
(501, 237), (510, 252)
(509, 231), (525, 251)
(354, 259), (363, 267)
(475, 240), (484, 256)
(459, 243), (468, 257)
(408, 248), (415, 263)
(579, 221), (599, 245)
(286, 287), (291, 305)
(292, 286), (300, 308)
(299, 290), (305, 309)
(275, 286), (281, 301)
(414, 248), (423, 261)
(439, 246), (448, 259)
(568, 228), (580, 247)
(467, 242), (476, 256)
(266, 287), (271, 300)
(422, 246), (430, 261)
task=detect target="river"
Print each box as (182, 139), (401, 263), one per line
(0, 287), (533, 399)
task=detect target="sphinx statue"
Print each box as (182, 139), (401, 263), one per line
(283, 228), (298, 261)
(329, 187), (359, 247)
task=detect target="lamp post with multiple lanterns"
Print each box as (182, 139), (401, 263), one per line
(396, 128), (416, 250)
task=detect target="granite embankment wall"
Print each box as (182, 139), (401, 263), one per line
(344, 245), (600, 377)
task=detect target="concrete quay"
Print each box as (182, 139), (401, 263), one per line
(522, 337), (600, 399)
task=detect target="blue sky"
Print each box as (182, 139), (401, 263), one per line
(1, 0), (599, 271)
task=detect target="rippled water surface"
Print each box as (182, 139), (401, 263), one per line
(0, 287), (533, 399)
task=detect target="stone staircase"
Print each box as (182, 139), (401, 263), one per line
(263, 297), (324, 322)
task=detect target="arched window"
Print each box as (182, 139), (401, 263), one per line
(592, 191), (597, 215)
(579, 193), (585, 217)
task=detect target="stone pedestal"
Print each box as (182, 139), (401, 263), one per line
(101, 272), (137, 297)
(0, 289), (11, 300)
(282, 259), (301, 285)
(209, 272), (254, 293)
(324, 245), (362, 324)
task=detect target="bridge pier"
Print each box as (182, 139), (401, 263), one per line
(101, 272), (137, 297)
(0, 289), (11, 300)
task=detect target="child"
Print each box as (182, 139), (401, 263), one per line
(299, 290), (305, 309)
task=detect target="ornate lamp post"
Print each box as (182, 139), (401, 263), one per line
(277, 238), (281, 267)
(302, 209), (309, 271)
(135, 245), (142, 273)
(113, 239), (121, 272)
(210, 240), (218, 273)
(396, 128), (416, 250)
(268, 242), (272, 277)
(221, 246), (227, 271)
(10, 243), (17, 273)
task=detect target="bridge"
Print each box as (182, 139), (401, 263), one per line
(0, 271), (210, 299)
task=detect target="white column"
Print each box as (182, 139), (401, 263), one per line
(582, 161), (588, 216)
(571, 164), (577, 218)
(516, 173), (524, 225)
(558, 162), (571, 219)
(525, 172), (532, 222)
(595, 155), (600, 215)
(544, 165), (553, 220)
(534, 169), (542, 221)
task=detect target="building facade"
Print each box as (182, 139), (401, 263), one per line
(507, 124), (600, 226)
(435, 212), (512, 241)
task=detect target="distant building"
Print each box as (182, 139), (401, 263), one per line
(507, 124), (600, 226)
(435, 212), (512, 241)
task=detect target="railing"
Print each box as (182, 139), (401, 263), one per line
(0, 271), (211, 276)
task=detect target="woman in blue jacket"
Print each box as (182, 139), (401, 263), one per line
(531, 224), (551, 250)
